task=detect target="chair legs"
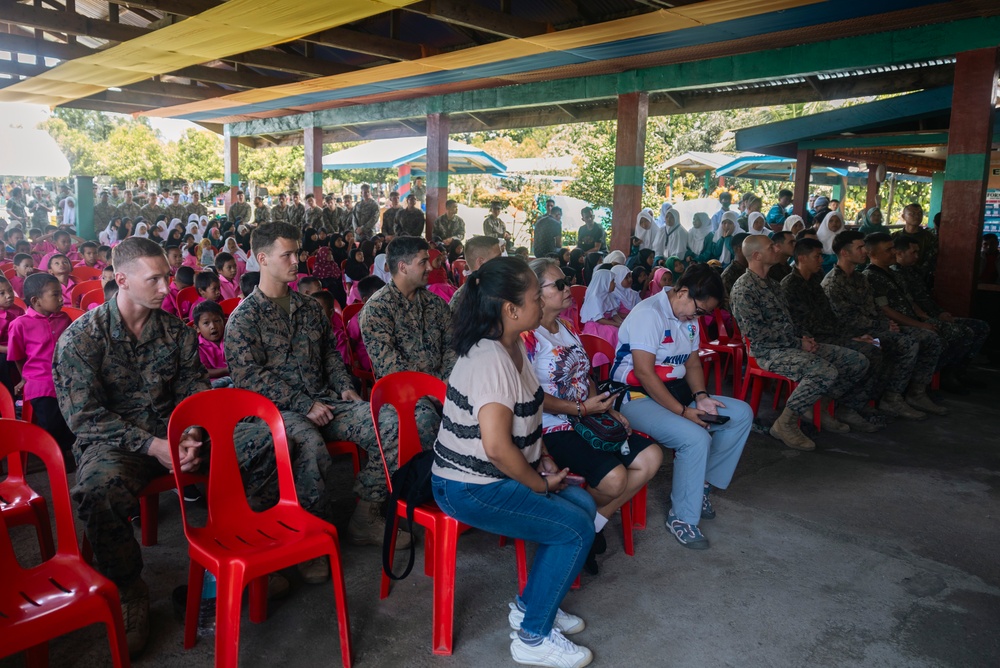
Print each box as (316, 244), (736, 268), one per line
(632, 485), (647, 529)
(139, 492), (159, 547)
(327, 540), (353, 668)
(431, 518), (460, 655)
(29, 498), (55, 560)
(184, 561), (205, 650)
(621, 500), (634, 556)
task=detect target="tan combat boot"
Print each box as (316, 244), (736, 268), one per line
(120, 578), (150, 658)
(834, 407), (880, 433)
(769, 408), (816, 451)
(297, 557), (330, 584)
(348, 499), (412, 549)
(905, 386), (949, 416)
(880, 392), (926, 420)
(818, 407), (850, 433)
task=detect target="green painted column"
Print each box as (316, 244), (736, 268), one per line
(832, 176), (846, 202)
(223, 129), (240, 206)
(303, 126), (324, 201)
(928, 170), (945, 226)
(74, 175), (95, 241)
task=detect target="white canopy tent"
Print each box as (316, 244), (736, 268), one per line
(0, 127), (71, 177)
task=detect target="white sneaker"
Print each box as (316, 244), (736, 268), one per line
(508, 602), (585, 635)
(510, 629), (593, 668)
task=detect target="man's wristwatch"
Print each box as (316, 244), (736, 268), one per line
(693, 390), (710, 399)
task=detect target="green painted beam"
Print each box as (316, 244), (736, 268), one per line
(944, 153), (989, 182)
(228, 15), (1000, 138)
(800, 133), (951, 150)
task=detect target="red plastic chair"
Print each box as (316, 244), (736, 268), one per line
(0, 419), (130, 668)
(13, 297), (26, 310)
(740, 338), (822, 431)
(70, 279), (101, 307)
(371, 371), (527, 655)
(167, 389), (351, 668)
(2, 267), (16, 280)
(70, 265), (102, 282)
(0, 387), (55, 561)
(307, 256), (317, 272)
(699, 308), (745, 395)
(176, 286), (200, 321)
(580, 333), (615, 381)
(219, 297), (241, 316)
(341, 303), (363, 329)
(451, 259), (467, 286)
(61, 306), (86, 322)
(80, 287), (105, 310)
(570, 285), (587, 312)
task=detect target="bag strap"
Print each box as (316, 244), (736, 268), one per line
(381, 459), (433, 581)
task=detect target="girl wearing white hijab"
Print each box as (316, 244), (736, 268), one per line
(686, 212), (711, 260)
(372, 254), (391, 282)
(782, 215), (805, 235)
(610, 263), (640, 313)
(580, 267), (622, 347)
(198, 215), (211, 236)
(654, 201), (673, 227)
(816, 211), (845, 255)
(224, 236), (248, 264)
(747, 211), (772, 236)
(661, 207), (688, 258)
(61, 196), (76, 229)
(604, 249), (627, 266)
(133, 223), (149, 239)
(99, 218), (119, 246)
(705, 212), (738, 266)
(166, 218), (184, 237)
(635, 208), (657, 251)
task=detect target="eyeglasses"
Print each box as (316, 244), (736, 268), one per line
(541, 279), (569, 291)
(693, 299), (710, 317)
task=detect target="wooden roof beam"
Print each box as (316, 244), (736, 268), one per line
(303, 27), (427, 61)
(401, 0), (550, 39)
(65, 98), (155, 113)
(106, 0), (216, 16)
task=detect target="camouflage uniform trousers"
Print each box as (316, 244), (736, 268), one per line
(814, 336), (883, 409)
(927, 317), (989, 368)
(899, 326), (943, 382)
(755, 343), (869, 416)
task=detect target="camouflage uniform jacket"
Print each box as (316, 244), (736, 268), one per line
(322, 206), (342, 233)
(166, 203), (188, 224)
(93, 201), (118, 233)
(891, 227), (937, 286)
(780, 269), (840, 339)
(290, 203), (306, 229)
(253, 204), (271, 225)
(353, 198), (380, 238)
(729, 269), (800, 356)
(767, 260), (792, 283)
(483, 215), (507, 238)
(53, 298), (210, 456)
(185, 202), (209, 220)
(359, 281), (456, 381)
(433, 214), (465, 241)
(229, 202), (252, 225)
(116, 201), (142, 222)
(5, 196), (28, 224)
(721, 260), (747, 297)
(863, 264), (918, 319)
(821, 265), (889, 337)
(891, 264), (941, 316)
(270, 204), (290, 222)
(140, 202), (165, 223)
(30, 197), (52, 226)
(381, 207), (401, 237)
(396, 208), (426, 237)
(225, 287), (354, 413)
(305, 206), (325, 231)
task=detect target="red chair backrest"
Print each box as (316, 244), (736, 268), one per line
(70, 279), (101, 307)
(570, 285), (587, 311)
(369, 372), (446, 494)
(219, 297), (241, 316)
(0, 419), (83, 562)
(2, 267), (15, 280)
(13, 297), (26, 310)
(168, 388), (297, 529)
(451, 259), (467, 286)
(307, 256), (317, 272)
(579, 333), (616, 381)
(80, 289), (105, 310)
(61, 306), (85, 322)
(342, 303), (363, 328)
(70, 265), (102, 282)
(176, 286), (199, 316)
(0, 383), (14, 419)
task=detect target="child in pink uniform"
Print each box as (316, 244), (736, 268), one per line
(192, 300), (232, 388)
(309, 289), (352, 370)
(163, 266), (194, 318)
(348, 276), (386, 373)
(75, 241), (106, 270)
(9, 253), (34, 298)
(47, 254), (77, 305)
(214, 252), (240, 300)
(7, 273), (74, 470)
(189, 271), (223, 320)
(0, 276), (25, 395)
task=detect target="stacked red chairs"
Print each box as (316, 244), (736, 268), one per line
(699, 308), (745, 396)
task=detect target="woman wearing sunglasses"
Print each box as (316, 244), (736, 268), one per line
(609, 263), (752, 550)
(523, 258), (662, 575)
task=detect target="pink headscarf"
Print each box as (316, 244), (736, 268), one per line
(646, 267), (672, 297)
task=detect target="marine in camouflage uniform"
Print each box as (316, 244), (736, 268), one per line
(433, 212), (465, 241)
(381, 205), (402, 237)
(115, 199), (142, 224)
(323, 201), (342, 234)
(93, 194), (118, 238)
(289, 199), (306, 229)
(353, 196), (380, 240)
(730, 269), (869, 417)
(360, 279), (455, 457)
(185, 199), (209, 221)
(483, 213), (508, 239)
(139, 201), (165, 224)
(271, 201), (290, 222)
(53, 298), (273, 590)
(306, 204), (326, 232)
(254, 203), (271, 225)
(891, 226), (937, 288)
(721, 260), (747, 298)
(228, 200), (252, 225)
(225, 287), (393, 505)
(165, 200), (188, 226)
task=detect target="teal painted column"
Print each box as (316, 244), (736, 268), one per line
(832, 176), (846, 202)
(928, 170), (945, 226)
(74, 175), (95, 241)
(223, 129), (240, 206)
(303, 126), (324, 201)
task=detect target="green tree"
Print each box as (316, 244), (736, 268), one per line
(167, 128), (223, 182)
(241, 145), (305, 191)
(51, 108), (123, 142)
(566, 121), (616, 211)
(38, 116), (105, 177)
(104, 122), (165, 183)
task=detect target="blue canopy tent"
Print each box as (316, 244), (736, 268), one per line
(321, 137), (506, 176)
(715, 154), (931, 186)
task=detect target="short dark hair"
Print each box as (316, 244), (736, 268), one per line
(834, 230), (867, 255)
(103, 264), (114, 274)
(771, 231), (793, 244)
(386, 236), (430, 274)
(79, 241), (98, 252)
(310, 290), (335, 313)
(297, 276), (321, 290)
(795, 228), (818, 241)
(23, 272), (59, 305)
(103, 279), (118, 302)
(793, 237), (824, 258)
(893, 234), (919, 252)
(13, 253), (32, 266)
(214, 252), (235, 270)
(731, 232), (750, 253)
(984, 233), (999, 243)
(53, 229), (70, 242)
(550, 206), (562, 216)
(862, 232), (892, 252)
(194, 271), (220, 293)
(175, 265), (195, 287)
(0, 275), (10, 290)
(778, 189), (793, 200)
(452, 257), (534, 356)
(357, 275), (386, 301)
(239, 271), (260, 296)
(445, 199), (457, 207)
(675, 263), (725, 303)
(192, 299), (224, 325)
(251, 222), (299, 256)
(112, 237), (166, 272)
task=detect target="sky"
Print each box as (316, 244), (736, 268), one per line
(0, 101), (199, 141)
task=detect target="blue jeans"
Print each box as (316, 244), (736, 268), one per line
(432, 476), (595, 636)
(620, 395), (752, 525)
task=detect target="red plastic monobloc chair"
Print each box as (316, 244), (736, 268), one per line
(168, 389), (352, 668)
(451, 259), (467, 286)
(61, 306), (86, 322)
(219, 297), (241, 316)
(699, 309), (745, 395)
(0, 387), (55, 561)
(0, 419), (130, 668)
(176, 286), (200, 321)
(70, 265), (102, 282)
(70, 279), (101, 307)
(740, 338), (822, 431)
(80, 288), (105, 310)
(371, 371), (527, 655)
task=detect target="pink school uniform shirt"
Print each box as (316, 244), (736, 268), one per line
(0, 304), (26, 346)
(58, 277), (77, 305)
(6, 308), (71, 401)
(218, 275), (239, 301)
(9, 275), (26, 298)
(74, 259), (106, 270)
(162, 282), (181, 317)
(347, 313), (371, 372)
(198, 335), (227, 371)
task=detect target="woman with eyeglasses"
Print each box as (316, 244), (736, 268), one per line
(524, 259), (662, 575)
(432, 256), (596, 668)
(610, 264), (752, 551)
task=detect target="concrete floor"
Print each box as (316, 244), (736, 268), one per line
(3, 368), (999, 668)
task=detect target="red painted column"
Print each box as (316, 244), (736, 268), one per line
(936, 47), (999, 315)
(223, 131), (239, 206)
(792, 148), (813, 217)
(425, 112), (450, 240)
(866, 165), (882, 210)
(303, 126), (324, 202)
(611, 92), (648, 253)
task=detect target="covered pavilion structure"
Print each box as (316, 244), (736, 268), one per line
(1, 0), (998, 316)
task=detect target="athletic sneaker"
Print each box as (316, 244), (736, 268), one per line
(701, 493), (716, 520)
(508, 602), (585, 635)
(666, 510), (709, 550)
(510, 629), (593, 668)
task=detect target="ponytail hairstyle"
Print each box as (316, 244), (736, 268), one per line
(451, 256), (534, 357)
